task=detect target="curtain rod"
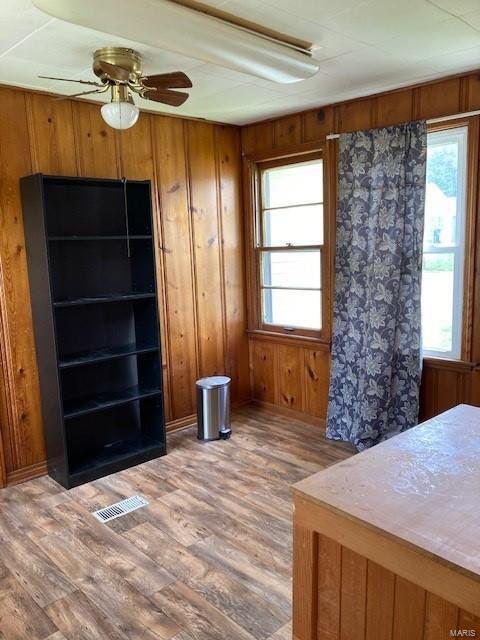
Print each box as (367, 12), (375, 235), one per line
(325, 109), (480, 140)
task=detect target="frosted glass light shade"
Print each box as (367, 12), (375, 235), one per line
(101, 101), (139, 130)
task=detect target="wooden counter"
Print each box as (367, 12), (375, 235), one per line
(292, 404), (480, 640)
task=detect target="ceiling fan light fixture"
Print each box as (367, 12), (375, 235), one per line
(100, 84), (139, 130)
(101, 101), (139, 129)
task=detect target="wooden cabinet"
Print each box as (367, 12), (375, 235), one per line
(292, 405), (480, 639)
(21, 174), (166, 488)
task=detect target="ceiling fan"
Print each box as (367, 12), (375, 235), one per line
(40, 47), (192, 130)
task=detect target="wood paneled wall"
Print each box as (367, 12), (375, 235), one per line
(0, 86), (249, 486)
(293, 529), (480, 640)
(242, 71), (480, 157)
(2, 69), (480, 485)
(242, 69), (480, 424)
(249, 339), (330, 425)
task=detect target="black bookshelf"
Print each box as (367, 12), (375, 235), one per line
(21, 175), (166, 489)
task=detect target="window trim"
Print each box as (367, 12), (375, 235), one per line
(252, 151), (327, 340)
(422, 125), (468, 360)
(424, 117), (478, 362)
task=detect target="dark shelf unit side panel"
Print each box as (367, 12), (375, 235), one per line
(20, 174), (68, 486)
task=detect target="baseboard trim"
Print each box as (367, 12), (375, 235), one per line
(166, 397), (252, 434)
(6, 460), (48, 486)
(166, 414), (197, 433)
(251, 400), (326, 429)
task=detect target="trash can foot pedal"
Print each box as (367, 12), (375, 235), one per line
(219, 428), (232, 440)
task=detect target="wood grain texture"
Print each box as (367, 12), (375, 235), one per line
(3, 68), (480, 481)
(295, 405), (480, 592)
(293, 406), (480, 640)
(243, 69), (480, 426)
(292, 523), (318, 640)
(0, 87), (249, 484)
(415, 77), (463, 120)
(304, 349), (330, 419)
(336, 98), (374, 134)
(419, 359), (479, 421)
(153, 116), (198, 418)
(0, 87), (43, 480)
(316, 534), (341, 640)
(339, 547), (367, 640)
(45, 590), (128, 640)
(458, 610), (480, 635)
(277, 345), (304, 410)
(0, 563), (57, 640)
(242, 70), (480, 160)
(365, 562), (395, 640)
(186, 121), (225, 377)
(424, 592), (459, 640)
(117, 113), (172, 419)
(73, 101), (119, 179)
(215, 125), (250, 402)
(274, 114), (302, 148)
(26, 93), (78, 176)
(0, 407), (353, 640)
(251, 339), (331, 424)
(294, 532), (477, 640)
(392, 576), (425, 640)
(251, 340), (277, 403)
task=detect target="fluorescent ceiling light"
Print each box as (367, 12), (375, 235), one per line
(32, 0), (320, 84)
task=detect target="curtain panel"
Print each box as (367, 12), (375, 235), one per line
(326, 121), (427, 450)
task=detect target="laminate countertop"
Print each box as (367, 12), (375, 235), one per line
(293, 403), (480, 583)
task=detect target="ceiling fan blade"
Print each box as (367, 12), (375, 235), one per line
(142, 88), (189, 107)
(97, 61), (130, 82)
(39, 75), (102, 87)
(142, 72), (192, 89)
(53, 88), (106, 101)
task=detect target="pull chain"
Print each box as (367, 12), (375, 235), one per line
(122, 176), (131, 258)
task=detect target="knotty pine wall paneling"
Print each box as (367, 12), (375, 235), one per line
(242, 72), (480, 158)
(215, 125), (250, 402)
(0, 86), (249, 486)
(115, 113), (172, 421)
(243, 69), (480, 425)
(0, 89), (42, 485)
(186, 121), (225, 377)
(152, 116), (198, 419)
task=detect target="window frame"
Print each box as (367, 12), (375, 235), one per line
(422, 125), (468, 360)
(253, 152), (327, 340)
(422, 116), (478, 363)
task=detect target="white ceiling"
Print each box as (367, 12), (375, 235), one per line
(1, 0), (480, 125)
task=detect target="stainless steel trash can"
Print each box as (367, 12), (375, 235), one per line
(196, 376), (231, 441)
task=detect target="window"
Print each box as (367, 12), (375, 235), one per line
(256, 157), (324, 337)
(422, 126), (468, 359)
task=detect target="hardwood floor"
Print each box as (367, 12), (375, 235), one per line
(0, 406), (353, 640)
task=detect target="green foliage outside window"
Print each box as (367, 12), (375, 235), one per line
(427, 146), (457, 197)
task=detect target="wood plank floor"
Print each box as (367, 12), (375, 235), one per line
(0, 406), (354, 640)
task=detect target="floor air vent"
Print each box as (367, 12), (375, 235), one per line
(92, 495), (148, 523)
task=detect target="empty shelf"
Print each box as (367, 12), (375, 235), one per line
(49, 235), (152, 241)
(59, 341), (159, 369)
(53, 292), (156, 307)
(68, 434), (165, 486)
(63, 384), (162, 419)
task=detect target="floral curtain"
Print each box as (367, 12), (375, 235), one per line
(326, 122), (427, 450)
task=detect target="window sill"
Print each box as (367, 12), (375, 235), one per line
(422, 356), (479, 372)
(247, 329), (331, 350)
